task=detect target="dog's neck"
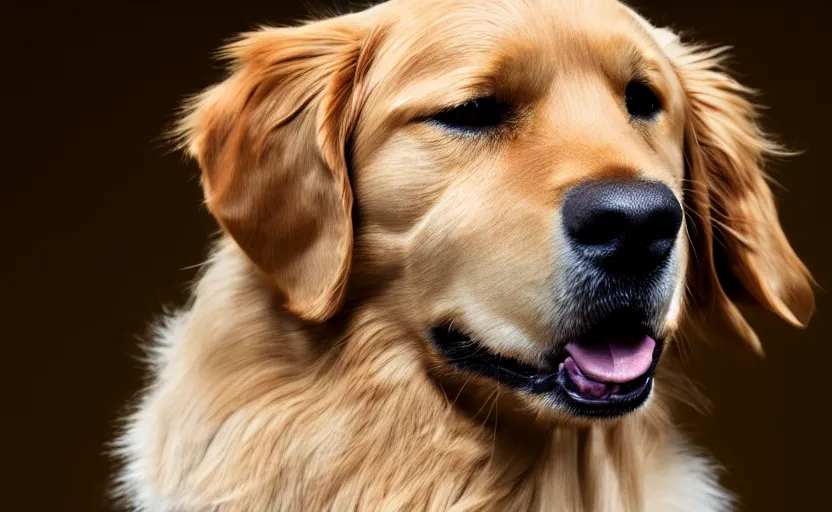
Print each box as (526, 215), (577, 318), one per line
(128, 241), (716, 510)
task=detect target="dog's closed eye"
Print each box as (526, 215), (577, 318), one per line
(430, 97), (509, 132)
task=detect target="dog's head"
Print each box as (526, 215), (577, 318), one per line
(178, 0), (814, 422)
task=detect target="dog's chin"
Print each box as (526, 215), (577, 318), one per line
(430, 321), (664, 420)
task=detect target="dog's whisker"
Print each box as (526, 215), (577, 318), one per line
(488, 382), (500, 471)
(446, 375), (472, 414)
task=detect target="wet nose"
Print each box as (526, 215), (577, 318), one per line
(561, 179), (683, 274)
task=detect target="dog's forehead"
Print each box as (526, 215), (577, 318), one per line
(375, 0), (646, 41)
(369, 0), (664, 88)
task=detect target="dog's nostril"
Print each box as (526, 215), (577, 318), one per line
(570, 209), (630, 246)
(562, 179), (683, 273)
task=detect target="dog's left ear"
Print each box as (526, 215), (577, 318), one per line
(634, 15), (815, 353)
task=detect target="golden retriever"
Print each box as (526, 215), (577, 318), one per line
(113, 0), (815, 510)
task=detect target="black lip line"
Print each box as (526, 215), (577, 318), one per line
(429, 326), (551, 392)
(429, 325), (664, 397)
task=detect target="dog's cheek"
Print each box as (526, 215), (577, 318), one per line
(352, 135), (451, 233)
(408, 176), (558, 343)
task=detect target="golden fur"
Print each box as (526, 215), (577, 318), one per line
(113, 1), (814, 510)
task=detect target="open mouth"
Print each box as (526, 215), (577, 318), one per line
(430, 322), (662, 418)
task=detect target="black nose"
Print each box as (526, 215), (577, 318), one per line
(562, 179), (683, 274)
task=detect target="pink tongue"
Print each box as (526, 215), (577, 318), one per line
(565, 336), (656, 383)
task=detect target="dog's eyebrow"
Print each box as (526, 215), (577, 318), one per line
(385, 69), (496, 119)
(630, 54), (663, 83)
(615, 40), (655, 78)
(620, 34), (671, 82)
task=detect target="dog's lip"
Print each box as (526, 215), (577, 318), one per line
(429, 324), (554, 383)
(429, 323), (662, 413)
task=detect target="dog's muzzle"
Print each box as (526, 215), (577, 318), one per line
(431, 179), (685, 418)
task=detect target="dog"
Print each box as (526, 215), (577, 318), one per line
(113, 0), (815, 510)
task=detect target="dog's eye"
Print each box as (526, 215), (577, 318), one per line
(431, 97), (506, 131)
(625, 81), (662, 120)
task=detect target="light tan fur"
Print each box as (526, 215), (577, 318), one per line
(113, 1), (814, 510)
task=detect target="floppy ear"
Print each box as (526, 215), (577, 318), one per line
(667, 41), (815, 353)
(177, 13), (381, 322)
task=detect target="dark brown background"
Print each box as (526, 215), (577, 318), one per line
(2, 1), (828, 510)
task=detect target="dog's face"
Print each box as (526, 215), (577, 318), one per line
(180, 0), (814, 422)
(349, 1), (691, 419)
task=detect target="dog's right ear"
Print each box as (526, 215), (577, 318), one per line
(176, 11), (383, 322)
